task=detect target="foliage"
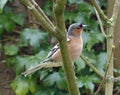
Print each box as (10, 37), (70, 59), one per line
(0, 0), (108, 95)
(0, 0), (8, 13)
(0, 6), (24, 37)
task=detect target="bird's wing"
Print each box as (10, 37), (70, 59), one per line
(45, 43), (59, 59)
(43, 37), (71, 62)
(22, 37), (71, 76)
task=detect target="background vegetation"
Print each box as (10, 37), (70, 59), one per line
(0, 0), (120, 95)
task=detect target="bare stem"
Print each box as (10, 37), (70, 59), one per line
(53, 0), (80, 95)
(20, 0), (57, 37)
(94, 7), (107, 38)
(89, 0), (110, 22)
(105, 0), (120, 95)
(80, 55), (103, 79)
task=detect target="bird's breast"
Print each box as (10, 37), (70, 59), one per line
(68, 36), (83, 61)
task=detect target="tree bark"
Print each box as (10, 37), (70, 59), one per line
(114, 7), (120, 76)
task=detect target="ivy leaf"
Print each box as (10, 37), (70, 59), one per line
(84, 80), (94, 93)
(64, 11), (76, 23)
(76, 57), (86, 72)
(42, 1), (52, 16)
(0, 0), (8, 13)
(87, 36), (99, 51)
(97, 52), (107, 65)
(35, 87), (54, 95)
(78, 75), (96, 93)
(6, 57), (16, 67)
(29, 79), (37, 94)
(56, 73), (67, 90)
(15, 55), (41, 74)
(4, 44), (19, 56)
(82, 32), (90, 45)
(96, 32), (105, 42)
(35, 50), (47, 61)
(68, 0), (81, 4)
(15, 56), (27, 74)
(11, 13), (25, 26)
(94, 52), (107, 74)
(78, 2), (92, 12)
(20, 28), (46, 51)
(10, 76), (29, 95)
(44, 72), (61, 86)
(0, 24), (4, 36)
(4, 21), (16, 32)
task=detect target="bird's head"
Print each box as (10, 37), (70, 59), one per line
(68, 23), (87, 37)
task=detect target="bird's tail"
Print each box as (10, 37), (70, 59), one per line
(21, 62), (62, 77)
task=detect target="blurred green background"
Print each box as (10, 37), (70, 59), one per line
(0, 0), (119, 95)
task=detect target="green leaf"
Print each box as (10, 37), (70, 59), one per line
(76, 57), (86, 72)
(15, 55), (40, 74)
(93, 52), (106, 74)
(6, 57), (16, 66)
(96, 32), (105, 42)
(35, 50), (47, 61)
(84, 80), (94, 93)
(15, 56), (27, 74)
(40, 71), (49, 80)
(43, 1), (52, 16)
(35, 87), (54, 95)
(87, 37), (99, 51)
(78, 75), (96, 93)
(20, 28), (46, 51)
(56, 74), (67, 90)
(78, 2), (92, 12)
(68, 0), (81, 4)
(64, 11), (76, 23)
(4, 44), (19, 56)
(0, 24), (4, 36)
(82, 32), (90, 45)
(11, 13), (25, 26)
(44, 72), (61, 86)
(4, 21), (16, 32)
(29, 79), (37, 94)
(10, 76), (29, 95)
(0, 0), (8, 13)
(97, 52), (107, 65)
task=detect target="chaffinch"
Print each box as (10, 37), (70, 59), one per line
(22, 23), (87, 76)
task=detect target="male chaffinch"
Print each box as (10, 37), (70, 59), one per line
(22, 23), (87, 76)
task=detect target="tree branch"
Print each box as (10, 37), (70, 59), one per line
(89, 0), (110, 23)
(94, 7), (107, 38)
(53, 0), (80, 95)
(20, 0), (57, 37)
(80, 55), (103, 79)
(105, 0), (120, 95)
(111, 0), (120, 24)
(30, 0), (55, 28)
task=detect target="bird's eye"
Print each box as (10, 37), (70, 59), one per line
(76, 27), (80, 29)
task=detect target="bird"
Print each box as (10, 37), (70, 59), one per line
(22, 23), (87, 76)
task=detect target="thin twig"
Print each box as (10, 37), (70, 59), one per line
(112, 76), (120, 82)
(20, 0), (57, 37)
(89, 0), (110, 23)
(94, 7), (107, 38)
(80, 55), (103, 79)
(94, 62), (109, 95)
(30, 0), (55, 28)
(94, 46), (115, 95)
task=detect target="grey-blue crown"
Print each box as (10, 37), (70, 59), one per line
(68, 23), (83, 36)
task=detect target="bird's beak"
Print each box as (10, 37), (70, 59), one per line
(82, 24), (88, 28)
